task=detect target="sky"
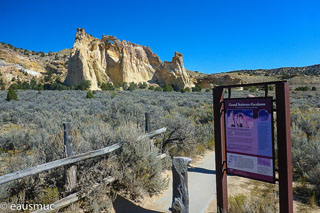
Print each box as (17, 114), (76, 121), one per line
(1, 0), (320, 74)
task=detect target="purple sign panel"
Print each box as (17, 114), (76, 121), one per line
(224, 97), (275, 183)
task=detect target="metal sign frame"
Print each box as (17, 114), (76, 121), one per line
(213, 81), (293, 213)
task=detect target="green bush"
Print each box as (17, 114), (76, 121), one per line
(114, 82), (121, 88)
(291, 108), (320, 200)
(128, 82), (137, 91)
(155, 87), (162, 91)
(295, 86), (310, 91)
(163, 85), (173, 92)
(311, 86), (317, 91)
(192, 86), (202, 92)
(30, 78), (38, 89)
(268, 85), (274, 91)
(77, 80), (91, 90)
(21, 82), (30, 90)
(138, 82), (147, 89)
(122, 82), (128, 90)
(148, 85), (155, 90)
(101, 82), (115, 91)
(184, 87), (191, 92)
(87, 90), (94, 98)
(249, 86), (257, 92)
(7, 88), (18, 101)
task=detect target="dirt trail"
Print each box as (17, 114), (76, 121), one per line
(148, 151), (216, 213)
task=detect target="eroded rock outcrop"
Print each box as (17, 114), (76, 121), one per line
(155, 52), (194, 90)
(65, 28), (194, 90)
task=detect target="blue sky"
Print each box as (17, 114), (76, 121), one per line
(1, 0), (320, 74)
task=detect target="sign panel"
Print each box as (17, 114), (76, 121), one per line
(224, 97), (275, 183)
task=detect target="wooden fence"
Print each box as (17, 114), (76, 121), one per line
(0, 122), (167, 212)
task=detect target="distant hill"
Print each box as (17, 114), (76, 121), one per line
(228, 64), (320, 76)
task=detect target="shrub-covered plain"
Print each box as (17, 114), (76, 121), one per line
(0, 88), (319, 211)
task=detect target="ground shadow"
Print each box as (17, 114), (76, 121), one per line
(187, 166), (216, 174)
(113, 195), (165, 213)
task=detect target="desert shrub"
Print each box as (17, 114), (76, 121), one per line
(44, 73), (52, 82)
(155, 86), (162, 91)
(113, 82), (121, 89)
(228, 181), (278, 213)
(30, 78), (38, 90)
(122, 82), (128, 90)
(128, 82), (137, 91)
(291, 108), (320, 200)
(295, 86), (310, 91)
(311, 86), (317, 91)
(268, 85), (274, 91)
(159, 113), (195, 155)
(101, 82), (115, 91)
(148, 85), (155, 90)
(77, 80), (91, 90)
(249, 86), (257, 92)
(184, 87), (191, 92)
(138, 82), (147, 89)
(6, 88), (18, 101)
(163, 85), (173, 92)
(87, 90), (94, 98)
(46, 82), (68, 90)
(192, 86), (202, 92)
(113, 125), (168, 197)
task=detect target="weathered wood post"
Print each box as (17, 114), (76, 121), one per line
(171, 157), (192, 213)
(145, 112), (154, 151)
(145, 112), (150, 133)
(63, 123), (77, 193)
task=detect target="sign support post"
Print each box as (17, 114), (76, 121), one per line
(213, 87), (228, 212)
(276, 82), (293, 213)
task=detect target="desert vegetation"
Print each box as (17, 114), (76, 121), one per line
(0, 89), (214, 211)
(0, 87), (319, 212)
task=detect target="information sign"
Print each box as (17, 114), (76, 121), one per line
(224, 97), (275, 183)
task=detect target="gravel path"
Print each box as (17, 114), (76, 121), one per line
(151, 151), (216, 213)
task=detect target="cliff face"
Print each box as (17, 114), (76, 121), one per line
(65, 28), (194, 90)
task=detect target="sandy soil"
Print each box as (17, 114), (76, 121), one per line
(205, 177), (320, 213)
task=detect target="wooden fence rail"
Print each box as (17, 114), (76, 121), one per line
(33, 154), (167, 213)
(0, 127), (166, 185)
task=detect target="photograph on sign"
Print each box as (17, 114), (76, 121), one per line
(224, 97), (275, 183)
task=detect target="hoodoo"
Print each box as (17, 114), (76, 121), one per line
(65, 28), (194, 90)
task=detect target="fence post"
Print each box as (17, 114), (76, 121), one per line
(171, 157), (192, 213)
(145, 112), (150, 133)
(63, 123), (77, 193)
